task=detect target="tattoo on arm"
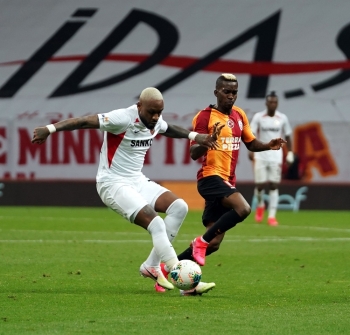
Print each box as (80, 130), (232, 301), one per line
(162, 124), (189, 138)
(55, 115), (100, 131)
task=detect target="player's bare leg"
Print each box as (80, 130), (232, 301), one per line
(254, 186), (265, 223)
(192, 193), (249, 265)
(267, 183), (279, 226)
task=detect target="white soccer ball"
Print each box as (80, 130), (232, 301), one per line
(170, 260), (202, 290)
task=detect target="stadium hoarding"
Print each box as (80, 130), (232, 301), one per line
(0, 119), (348, 182)
(1, 180), (349, 210)
(1, 0), (350, 182)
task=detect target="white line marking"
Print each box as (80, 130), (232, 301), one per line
(276, 225), (350, 233)
(0, 216), (96, 221)
(1, 225), (350, 234)
(0, 237), (349, 243)
(0, 229), (147, 235)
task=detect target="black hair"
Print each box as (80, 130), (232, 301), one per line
(266, 91), (278, 100)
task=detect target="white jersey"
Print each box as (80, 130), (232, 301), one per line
(96, 104), (168, 182)
(250, 110), (292, 162)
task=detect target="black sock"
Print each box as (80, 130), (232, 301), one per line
(202, 210), (243, 243)
(177, 245), (218, 261)
(177, 247), (193, 261)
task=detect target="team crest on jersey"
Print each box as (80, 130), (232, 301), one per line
(238, 120), (243, 130)
(227, 119), (235, 129)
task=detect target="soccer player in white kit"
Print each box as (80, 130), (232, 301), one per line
(32, 87), (221, 294)
(249, 91), (294, 226)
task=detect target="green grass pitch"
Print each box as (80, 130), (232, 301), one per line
(0, 207), (349, 334)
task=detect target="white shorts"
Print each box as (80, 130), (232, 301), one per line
(96, 175), (169, 223)
(253, 159), (282, 184)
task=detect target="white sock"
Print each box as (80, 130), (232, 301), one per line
(146, 216), (178, 269)
(255, 188), (265, 207)
(164, 199), (188, 241)
(268, 189), (279, 218)
(143, 199), (188, 267)
(164, 257), (178, 270)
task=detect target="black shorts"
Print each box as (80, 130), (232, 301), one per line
(197, 175), (238, 226)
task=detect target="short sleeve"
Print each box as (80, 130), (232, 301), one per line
(237, 108), (256, 143)
(158, 118), (168, 133)
(190, 110), (210, 146)
(250, 113), (259, 135)
(97, 109), (130, 134)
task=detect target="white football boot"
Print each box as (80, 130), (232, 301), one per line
(139, 263), (174, 290)
(180, 282), (215, 296)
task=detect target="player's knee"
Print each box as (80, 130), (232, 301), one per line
(269, 183), (278, 190)
(236, 204), (251, 220)
(256, 184), (265, 192)
(166, 198), (188, 220)
(147, 216), (166, 235)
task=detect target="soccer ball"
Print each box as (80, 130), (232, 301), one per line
(170, 260), (202, 290)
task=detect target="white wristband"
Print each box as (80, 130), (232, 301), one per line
(46, 124), (56, 134)
(188, 131), (198, 141)
(286, 151), (294, 164)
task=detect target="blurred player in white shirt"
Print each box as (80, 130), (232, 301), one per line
(32, 87), (221, 294)
(249, 91), (294, 226)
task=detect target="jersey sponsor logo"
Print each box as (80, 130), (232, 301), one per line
(130, 139), (153, 147)
(220, 136), (241, 151)
(261, 127), (280, 132)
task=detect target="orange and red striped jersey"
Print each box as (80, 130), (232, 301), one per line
(191, 105), (256, 185)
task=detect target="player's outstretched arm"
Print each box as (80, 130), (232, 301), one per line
(32, 115), (99, 145)
(245, 138), (287, 152)
(189, 122), (225, 160)
(268, 137), (287, 150)
(163, 124), (220, 150)
(285, 135), (294, 164)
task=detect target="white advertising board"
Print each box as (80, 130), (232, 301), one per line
(1, 0), (350, 181)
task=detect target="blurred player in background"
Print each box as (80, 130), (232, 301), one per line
(31, 87), (221, 295)
(156, 74), (286, 289)
(248, 91), (294, 226)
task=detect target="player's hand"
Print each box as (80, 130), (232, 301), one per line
(31, 127), (50, 145)
(269, 138), (287, 150)
(211, 122), (225, 140)
(194, 122), (224, 149)
(248, 151), (254, 161)
(194, 133), (220, 150)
